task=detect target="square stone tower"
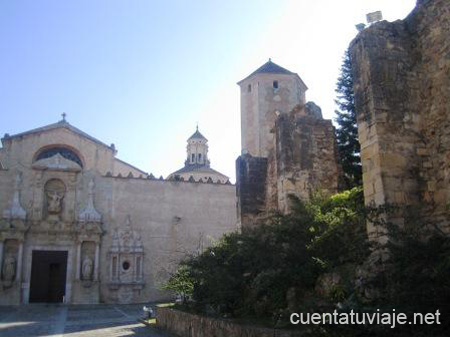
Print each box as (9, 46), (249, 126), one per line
(237, 59), (308, 158)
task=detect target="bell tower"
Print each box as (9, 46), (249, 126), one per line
(168, 126), (230, 183)
(237, 59), (308, 157)
(185, 126), (210, 167)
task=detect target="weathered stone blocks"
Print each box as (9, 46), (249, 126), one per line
(350, 0), (450, 237)
(237, 102), (343, 228)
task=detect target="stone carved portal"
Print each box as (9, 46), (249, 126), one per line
(44, 179), (66, 218)
(108, 215), (144, 304)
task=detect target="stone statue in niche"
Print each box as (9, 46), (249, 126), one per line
(82, 256), (93, 281)
(2, 256), (16, 283)
(44, 179), (66, 216)
(47, 191), (64, 214)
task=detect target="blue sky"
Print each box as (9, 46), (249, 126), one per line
(0, 0), (416, 181)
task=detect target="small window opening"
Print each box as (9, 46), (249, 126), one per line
(273, 80), (279, 89)
(247, 84), (251, 92)
(191, 154), (195, 162)
(198, 153), (202, 161)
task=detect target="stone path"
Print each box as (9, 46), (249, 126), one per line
(0, 304), (172, 336)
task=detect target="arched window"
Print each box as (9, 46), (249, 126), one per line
(35, 147), (83, 167)
(198, 153), (202, 161)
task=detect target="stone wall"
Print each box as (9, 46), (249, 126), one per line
(350, 0), (450, 238)
(98, 175), (237, 303)
(237, 103), (342, 228)
(235, 155), (268, 228)
(275, 105), (342, 213)
(156, 307), (302, 337)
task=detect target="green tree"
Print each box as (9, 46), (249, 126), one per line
(335, 49), (362, 188)
(162, 264), (194, 304)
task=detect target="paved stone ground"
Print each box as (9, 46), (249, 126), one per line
(0, 304), (172, 336)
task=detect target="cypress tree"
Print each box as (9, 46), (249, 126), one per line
(335, 49), (362, 188)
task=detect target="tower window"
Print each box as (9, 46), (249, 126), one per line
(247, 84), (251, 92)
(198, 153), (202, 161)
(273, 81), (279, 89)
(191, 154), (195, 162)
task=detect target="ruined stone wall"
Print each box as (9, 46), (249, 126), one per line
(237, 103), (342, 228)
(411, 0), (450, 231)
(275, 105), (342, 213)
(235, 155), (268, 228)
(350, 0), (450, 236)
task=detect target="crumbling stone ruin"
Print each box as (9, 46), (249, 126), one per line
(350, 0), (450, 241)
(236, 60), (343, 228)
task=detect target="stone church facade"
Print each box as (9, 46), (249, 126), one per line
(0, 119), (236, 305)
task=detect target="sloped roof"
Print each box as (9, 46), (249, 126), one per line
(238, 59), (296, 84)
(188, 128), (207, 141)
(251, 59), (294, 76)
(114, 157), (148, 175)
(2, 119), (113, 150)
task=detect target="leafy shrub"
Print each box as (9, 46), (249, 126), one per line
(163, 187), (450, 335)
(164, 187), (369, 321)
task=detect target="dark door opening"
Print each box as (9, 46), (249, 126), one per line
(29, 250), (68, 303)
